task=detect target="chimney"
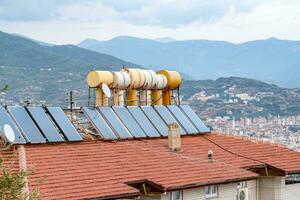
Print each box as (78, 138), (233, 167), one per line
(168, 122), (181, 151)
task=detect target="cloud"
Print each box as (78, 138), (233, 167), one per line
(0, 0), (299, 44)
(0, 0), (260, 27)
(0, 0), (60, 21)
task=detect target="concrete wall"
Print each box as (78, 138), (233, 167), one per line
(281, 182), (300, 200)
(138, 177), (300, 200)
(159, 180), (257, 200)
(139, 194), (162, 200)
(248, 180), (258, 200)
(258, 177), (284, 200)
(258, 176), (300, 200)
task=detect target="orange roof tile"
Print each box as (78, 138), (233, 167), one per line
(1, 132), (300, 199)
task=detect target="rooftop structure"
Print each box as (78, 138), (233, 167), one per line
(1, 68), (300, 200)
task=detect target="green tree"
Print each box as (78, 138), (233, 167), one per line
(0, 157), (40, 200)
(0, 84), (8, 93)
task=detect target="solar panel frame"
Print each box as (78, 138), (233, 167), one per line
(140, 106), (168, 136)
(0, 106), (26, 144)
(167, 105), (198, 134)
(83, 107), (117, 139)
(46, 107), (83, 142)
(127, 106), (160, 137)
(7, 106), (46, 144)
(154, 105), (187, 135)
(112, 106), (147, 138)
(179, 105), (210, 133)
(26, 106), (64, 142)
(98, 107), (133, 139)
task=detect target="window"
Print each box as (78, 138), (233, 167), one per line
(205, 185), (218, 198)
(170, 190), (181, 200)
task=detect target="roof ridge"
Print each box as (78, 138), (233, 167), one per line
(211, 131), (289, 149)
(121, 139), (256, 176)
(201, 133), (266, 168)
(213, 131), (287, 147)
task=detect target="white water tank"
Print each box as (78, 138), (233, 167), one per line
(113, 72), (131, 89)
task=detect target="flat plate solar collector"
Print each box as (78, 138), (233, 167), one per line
(7, 106), (46, 143)
(83, 107), (117, 139)
(46, 107), (82, 142)
(0, 106), (26, 144)
(27, 106), (64, 142)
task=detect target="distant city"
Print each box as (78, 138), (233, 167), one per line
(206, 115), (300, 152)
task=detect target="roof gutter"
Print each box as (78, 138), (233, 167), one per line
(87, 192), (140, 200)
(164, 175), (259, 191)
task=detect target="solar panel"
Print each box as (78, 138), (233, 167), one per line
(7, 106), (46, 143)
(46, 107), (83, 141)
(167, 105), (198, 134)
(127, 106), (160, 137)
(154, 105), (187, 135)
(179, 105), (210, 132)
(113, 106), (147, 138)
(0, 106), (26, 144)
(83, 107), (117, 139)
(141, 106), (168, 136)
(26, 107), (64, 142)
(98, 107), (132, 139)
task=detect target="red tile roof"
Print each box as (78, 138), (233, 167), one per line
(207, 132), (300, 174)
(1, 132), (300, 199)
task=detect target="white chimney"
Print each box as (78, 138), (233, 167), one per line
(168, 122), (181, 151)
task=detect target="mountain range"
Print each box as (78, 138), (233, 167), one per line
(0, 30), (299, 118)
(0, 31), (137, 104)
(78, 36), (300, 88)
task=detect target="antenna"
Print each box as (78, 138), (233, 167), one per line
(69, 91), (74, 112)
(3, 124), (15, 143)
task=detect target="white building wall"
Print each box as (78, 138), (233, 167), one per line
(218, 182), (238, 199)
(160, 180), (257, 200)
(138, 177), (300, 200)
(248, 180), (258, 200)
(281, 182), (300, 200)
(258, 177), (284, 200)
(139, 194), (162, 200)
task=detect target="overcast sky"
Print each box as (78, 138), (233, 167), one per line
(0, 0), (299, 44)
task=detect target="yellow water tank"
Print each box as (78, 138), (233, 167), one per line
(158, 70), (181, 89)
(86, 70), (113, 87)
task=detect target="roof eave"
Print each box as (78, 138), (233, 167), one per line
(87, 192), (140, 200)
(164, 175), (259, 191)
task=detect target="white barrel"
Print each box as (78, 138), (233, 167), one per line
(155, 74), (168, 89)
(142, 70), (157, 89)
(113, 71), (131, 89)
(121, 68), (146, 89)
